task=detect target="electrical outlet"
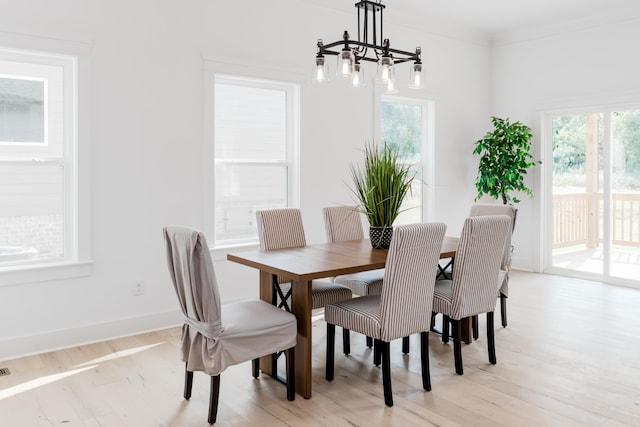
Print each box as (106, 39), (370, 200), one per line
(133, 281), (144, 296)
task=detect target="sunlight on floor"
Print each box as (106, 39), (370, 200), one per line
(74, 342), (165, 367)
(0, 365), (97, 400)
(0, 342), (166, 400)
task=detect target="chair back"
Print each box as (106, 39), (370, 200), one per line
(379, 222), (446, 342)
(449, 215), (511, 318)
(469, 203), (517, 296)
(469, 203), (517, 230)
(164, 226), (224, 370)
(256, 208), (306, 250)
(323, 206), (365, 243)
(256, 208), (307, 285)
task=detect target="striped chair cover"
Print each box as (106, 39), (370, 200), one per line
(255, 208), (352, 310)
(469, 203), (517, 328)
(469, 203), (517, 298)
(324, 222), (446, 406)
(323, 206), (385, 296)
(432, 215), (511, 375)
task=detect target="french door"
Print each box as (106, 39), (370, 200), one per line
(544, 108), (640, 287)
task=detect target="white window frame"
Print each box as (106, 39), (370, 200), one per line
(203, 61), (300, 253)
(376, 94), (435, 223)
(0, 36), (92, 286)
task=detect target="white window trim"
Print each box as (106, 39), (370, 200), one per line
(0, 32), (92, 286)
(203, 59), (301, 257)
(376, 94), (435, 222)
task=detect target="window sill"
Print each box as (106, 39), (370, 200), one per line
(0, 260), (94, 287)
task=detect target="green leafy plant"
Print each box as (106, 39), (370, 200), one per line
(349, 142), (416, 227)
(473, 116), (539, 204)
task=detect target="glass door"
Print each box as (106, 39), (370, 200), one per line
(546, 109), (640, 286)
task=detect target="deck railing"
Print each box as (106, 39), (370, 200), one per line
(553, 193), (640, 248)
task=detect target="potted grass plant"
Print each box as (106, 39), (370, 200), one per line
(349, 142), (416, 249)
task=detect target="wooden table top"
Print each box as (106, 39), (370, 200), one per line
(227, 236), (458, 281)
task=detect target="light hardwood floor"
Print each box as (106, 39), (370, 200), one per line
(1, 271), (639, 426)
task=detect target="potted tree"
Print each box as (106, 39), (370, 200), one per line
(349, 142), (416, 249)
(473, 116), (539, 204)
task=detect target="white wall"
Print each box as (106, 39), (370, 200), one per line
(0, 0), (493, 360)
(492, 15), (640, 272)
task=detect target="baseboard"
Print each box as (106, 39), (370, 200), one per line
(0, 309), (182, 362)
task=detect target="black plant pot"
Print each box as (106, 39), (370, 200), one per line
(369, 226), (393, 249)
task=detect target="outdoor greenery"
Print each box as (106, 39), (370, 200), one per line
(553, 112), (640, 190)
(349, 142), (416, 227)
(380, 102), (421, 162)
(473, 116), (538, 204)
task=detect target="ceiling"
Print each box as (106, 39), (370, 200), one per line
(389, 0), (638, 34)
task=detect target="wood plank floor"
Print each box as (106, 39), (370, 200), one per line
(1, 271), (639, 426)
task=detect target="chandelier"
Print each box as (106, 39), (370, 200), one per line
(313, 0), (424, 92)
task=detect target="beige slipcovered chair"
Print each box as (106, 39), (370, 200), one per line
(163, 226), (297, 424)
(324, 222), (446, 407)
(256, 208), (353, 350)
(432, 215), (511, 375)
(469, 203), (517, 327)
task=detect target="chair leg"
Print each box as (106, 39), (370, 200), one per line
(442, 315), (450, 343)
(366, 336), (373, 348)
(343, 328), (351, 355)
(500, 294), (508, 327)
(430, 312), (437, 331)
(326, 323), (335, 381)
(420, 331), (431, 391)
(402, 336), (410, 354)
(487, 311), (497, 365)
(208, 375), (220, 424)
(380, 340), (393, 407)
(184, 365), (193, 400)
(373, 340), (381, 366)
(472, 315), (479, 340)
(251, 358), (259, 379)
(452, 319), (463, 375)
(286, 347), (295, 401)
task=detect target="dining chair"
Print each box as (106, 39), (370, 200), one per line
(437, 202), (517, 339)
(432, 215), (511, 375)
(323, 206), (385, 297)
(324, 222), (446, 407)
(256, 208), (353, 351)
(469, 203), (517, 328)
(323, 206), (385, 349)
(163, 226), (297, 424)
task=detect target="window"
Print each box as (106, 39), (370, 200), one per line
(379, 96), (433, 224)
(0, 48), (78, 270)
(212, 75), (299, 247)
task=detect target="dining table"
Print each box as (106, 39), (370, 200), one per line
(227, 236), (464, 398)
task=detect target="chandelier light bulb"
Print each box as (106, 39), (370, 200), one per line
(409, 61), (424, 89)
(337, 49), (355, 78)
(385, 76), (398, 94)
(351, 62), (364, 88)
(376, 55), (395, 84)
(313, 55), (329, 83)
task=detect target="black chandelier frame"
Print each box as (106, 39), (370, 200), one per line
(315, 0), (422, 66)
